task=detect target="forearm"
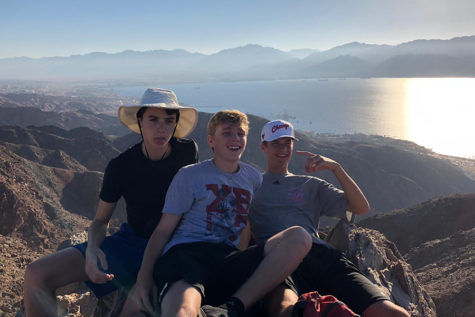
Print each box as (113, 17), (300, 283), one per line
(137, 214), (181, 282)
(332, 164), (370, 215)
(137, 229), (169, 282)
(87, 200), (116, 250)
(87, 219), (108, 250)
(237, 222), (252, 250)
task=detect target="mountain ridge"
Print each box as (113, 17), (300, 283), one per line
(2, 36), (475, 81)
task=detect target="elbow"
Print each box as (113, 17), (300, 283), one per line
(360, 201), (370, 215)
(360, 204), (370, 215)
(349, 201), (370, 215)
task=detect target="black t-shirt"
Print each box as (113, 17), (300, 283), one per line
(100, 138), (199, 238)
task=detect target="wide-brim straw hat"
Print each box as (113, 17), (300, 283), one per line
(118, 88), (198, 138)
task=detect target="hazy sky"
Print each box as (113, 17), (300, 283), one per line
(1, 0), (474, 58)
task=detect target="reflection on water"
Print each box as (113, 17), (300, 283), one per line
(113, 78), (475, 158)
(405, 78), (475, 158)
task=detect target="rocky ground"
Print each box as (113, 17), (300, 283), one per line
(406, 228), (475, 317)
(0, 141), (123, 317)
(359, 194), (475, 317)
(0, 236), (42, 314)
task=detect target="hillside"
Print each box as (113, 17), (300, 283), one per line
(359, 194), (475, 317)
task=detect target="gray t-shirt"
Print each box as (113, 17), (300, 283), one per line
(249, 172), (347, 245)
(162, 159), (262, 253)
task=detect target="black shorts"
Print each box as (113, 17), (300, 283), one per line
(153, 242), (265, 306)
(284, 243), (389, 315)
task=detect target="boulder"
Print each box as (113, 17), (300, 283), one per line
(326, 220), (437, 316)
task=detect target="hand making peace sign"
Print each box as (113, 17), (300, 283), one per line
(295, 151), (339, 173)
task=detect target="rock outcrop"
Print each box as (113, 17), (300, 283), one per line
(326, 221), (437, 316)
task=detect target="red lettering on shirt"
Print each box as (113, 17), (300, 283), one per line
(233, 187), (251, 227)
(206, 184), (232, 212)
(205, 184), (251, 233)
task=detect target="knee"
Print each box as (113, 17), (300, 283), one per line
(162, 303), (198, 317)
(283, 226), (312, 255)
(24, 260), (45, 288)
(176, 304), (199, 317)
(161, 282), (201, 317)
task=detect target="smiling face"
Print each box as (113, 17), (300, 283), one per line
(261, 137), (294, 173)
(208, 122), (247, 169)
(138, 107), (177, 149)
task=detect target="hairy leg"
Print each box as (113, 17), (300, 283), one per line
(363, 300), (410, 317)
(23, 247), (88, 317)
(160, 280), (202, 317)
(233, 226), (311, 309)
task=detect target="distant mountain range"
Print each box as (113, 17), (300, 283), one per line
(1, 36), (474, 81)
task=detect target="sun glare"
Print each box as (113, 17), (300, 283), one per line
(404, 78), (475, 158)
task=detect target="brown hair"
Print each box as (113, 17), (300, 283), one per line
(136, 107), (180, 122)
(207, 110), (249, 136)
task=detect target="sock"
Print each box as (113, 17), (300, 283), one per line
(226, 297), (245, 315)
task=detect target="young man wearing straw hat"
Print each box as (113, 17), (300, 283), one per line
(249, 120), (410, 317)
(23, 88), (199, 316)
(123, 110), (312, 317)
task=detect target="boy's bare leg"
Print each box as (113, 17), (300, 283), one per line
(161, 280), (202, 317)
(232, 226), (311, 309)
(120, 283), (148, 317)
(264, 285), (298, 317)
(363, 300), (410, 317)
(23, 247), (88, 317)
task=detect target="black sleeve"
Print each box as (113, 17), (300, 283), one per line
(177, 138), (199, 165)
(99, 158), (122, 203)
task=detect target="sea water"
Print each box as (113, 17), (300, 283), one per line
(112, 78), (475, 159)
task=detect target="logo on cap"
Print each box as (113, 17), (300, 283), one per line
(261, 119), (298, 142)
(272, 124), (290, 133)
